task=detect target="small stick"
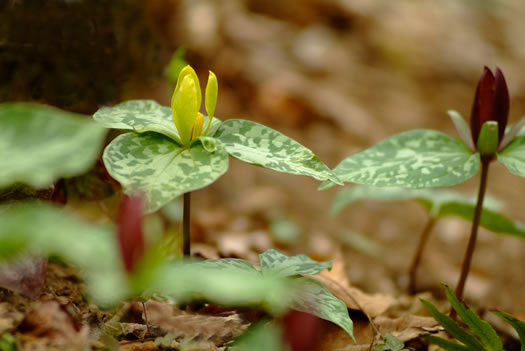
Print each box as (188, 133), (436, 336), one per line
(408, 218), (436, 294)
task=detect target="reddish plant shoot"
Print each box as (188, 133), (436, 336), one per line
(117, 194), (145, 273)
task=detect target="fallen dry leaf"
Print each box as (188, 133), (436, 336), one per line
(16, 300), (89, 351)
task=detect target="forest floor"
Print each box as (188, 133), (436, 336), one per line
(1, 0), (525, 350)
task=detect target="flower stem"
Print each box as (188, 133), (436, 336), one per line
(408, 217), (436, 295)
(183, 192), (191, 256)
(452, 159), (490, 314)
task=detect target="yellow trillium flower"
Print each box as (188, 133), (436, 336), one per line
(171, 65), (218, 146)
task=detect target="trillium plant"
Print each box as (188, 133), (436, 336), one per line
(325, 67), (525, 302)
(94, 65), (340, 256)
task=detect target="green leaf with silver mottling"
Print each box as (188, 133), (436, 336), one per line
(93, 100), (222, 143)
(149, 261), (297, 315)
(331, 186), (503, 218)
(0, 103), (107, 188)
(259, 249), (332, 278)
(498, 136), (525, 178)
(215, 119), (341, 184)
(103, 132), (229, 213)
(292, 277), (354, 341)
(323, 130), (479, 189)
(444, 285), (503, 351)
(0, 203), (126, 307)
(332, 186), (525, 238)
(193, 258), (259, 274)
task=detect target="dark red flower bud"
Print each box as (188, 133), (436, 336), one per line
(470, 67), (509, 147)
(283, 310), (323, 351)
(117, 194), (145, 273)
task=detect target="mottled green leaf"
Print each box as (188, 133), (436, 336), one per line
(444, 285), (503, 351)
(324, 130), (479, 189)
(332, 186), (525, 238)
(420, 298), (485, 351)
(149, 261), (297, 315)
(193, 258), (259, 274)
(230, 321), (285, 351)
(0, 203), (126, 306)
(293, 277), (354, 340)
(93, 100), (222, 143)
(215, 119), (341, 183)
(103, 132), (229, 213)
(498, 136), (525, 178)
(424, 335), (471, 351)
(493, 311), (525, 351)
(259, 249), (332, 278)
(0, 103), (107, 188)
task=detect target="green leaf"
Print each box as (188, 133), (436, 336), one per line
(492, 311), (525, 351)
(193, 258), (259, 274)
(147, 261), (297, 315)
(0, 103), (107, 188)
(384, 334), (406, 351)
(325, 130), (480, 189)
(103, 132), (229, 213)
(424, 335), (472, 351)
(332, 186), (525, 238)
(259, 249), (332, 278)
(93, 100), (222, 143)
(420, 298), (485, 351)
(444, 286), (503, 351)
(0, 203), (126, 307)
(215, 119), (341, 184)
(292, 277), (354, 341)
(498, 136), (525, 178)
(230, 321), (286, 351)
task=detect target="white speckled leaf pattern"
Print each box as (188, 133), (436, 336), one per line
(93, 100), (222, 143)
(259, 249), (332, 278)
(293, 277), (354, 340)
(498, 136), (525, 177)
(193, 258), (259, 273)
(0, 103), (107, 188)
(103, 133), (229, 213)
(329, 129), (480, 188)
(215, 119), (341, 184)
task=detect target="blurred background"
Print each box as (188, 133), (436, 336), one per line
(1, 0), (524, 313)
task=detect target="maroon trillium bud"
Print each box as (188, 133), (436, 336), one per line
(470, 66), (509, 148)
(117, 194), (145, 273)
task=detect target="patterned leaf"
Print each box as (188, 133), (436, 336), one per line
(292, 277), (354, 340)
(193, 258), (259, 274)
(331, 186), (525, 238)
(0, 103), (107, 188)
(444, 285), (503, 351)
(324, 130), (479, 189)
(93, 100), (222, 143)
(103, 132), (229, 213)
(0, 203), (126, 306)
(498, 136), (525, 178)
(259, 249), (332, 278)
(215, 119), (341, 184)
(150, 262), (297, 315)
